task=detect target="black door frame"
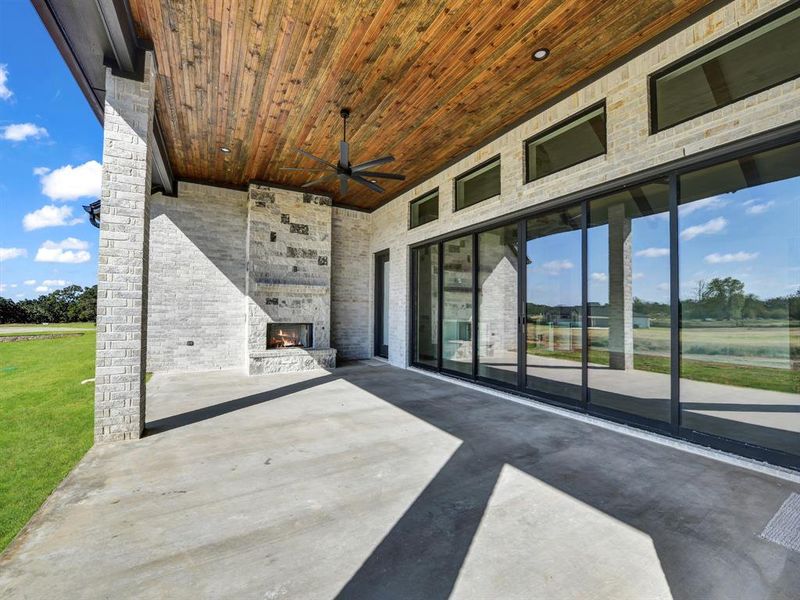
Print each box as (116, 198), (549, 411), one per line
(374, 249), (390, 358)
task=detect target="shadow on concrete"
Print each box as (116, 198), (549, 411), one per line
(146, 363), (800, 599)
(146, 373), (338, 434)
(331, 365), (800, 600)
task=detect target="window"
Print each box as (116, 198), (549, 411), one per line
(587, 179), (671, 423)
(442, 235), (473, 375)
(651, 5), (800, 132)
(409, 189), (439, 229)
(525, 103), (606, 182)
(455, 156), (500, 211)
(413, 244), (439, 367)
(678, 141), (800, 456)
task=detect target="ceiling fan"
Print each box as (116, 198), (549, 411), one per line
(281, 108), (405, 195)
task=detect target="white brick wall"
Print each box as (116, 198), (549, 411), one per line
(147, 181), (248, 373)
(95, 52), (156, 441)
(370, 0), (800, 368)
(331, 207), (372, 359)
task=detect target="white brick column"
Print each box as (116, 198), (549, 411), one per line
(607, 203), (633, 371)
(95, 52), (157, 442)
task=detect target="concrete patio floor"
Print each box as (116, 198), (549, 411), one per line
(1, 362), (799, 599)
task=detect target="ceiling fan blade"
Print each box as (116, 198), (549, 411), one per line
(350, 174), (385, 194)
(280, 167), (330, 172)
(339, 174), (349, 195)
(339, 141), (349, 167)
(351, 155), (395, 172)
(295, 148), (337, 170)
(301, 173), (338, 188)
(357, 170), (405, 181)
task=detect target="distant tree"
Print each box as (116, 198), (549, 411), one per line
(67, 286), (97, 322)
(0, 297), (28, 324)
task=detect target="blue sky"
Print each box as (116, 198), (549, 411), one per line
(0, 1), (102, 300)
(528, 179), (800, 307)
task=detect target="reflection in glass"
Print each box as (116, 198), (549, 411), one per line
(653, 6), (800, 131)
(410, 190), (439, 229)
(413, 244), (439, 367)
(442, 235), (473, 375)
(478, 225), (518, 386)
(679, 141), (800, 457)
(526, 104), (606, 182)
(587, 180), (671, 422)
(525, 206), (583, 402)
(455, 158), (501, 211)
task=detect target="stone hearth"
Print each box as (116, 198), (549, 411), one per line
(246, 184), (337, 374)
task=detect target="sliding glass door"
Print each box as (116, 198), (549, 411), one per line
(678, 142), (800, 457)
(524, 206), (583, 404)
(586, 180), (672, 424)
(442, 235), (473, 376)
(477, 224), (519, 387)
(410, 136), (800, 467)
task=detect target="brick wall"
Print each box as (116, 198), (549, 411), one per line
(95, 52), (156, 441)
(331, 207), (372, 359)
(147, 181), (248, 373)
(370, 0), (800, 368)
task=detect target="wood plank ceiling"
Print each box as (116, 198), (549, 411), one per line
(129, 0), (716, 210)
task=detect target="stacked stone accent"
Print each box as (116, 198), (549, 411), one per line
(147, 182), (248, 372)
(331, 207), (372, 359)
(246, 185), (336, 373)
(95, 51), (156, 442)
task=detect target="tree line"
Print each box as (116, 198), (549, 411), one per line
(0, 285), (97, 324)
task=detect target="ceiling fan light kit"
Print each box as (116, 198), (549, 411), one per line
(280, 108), (406, 196)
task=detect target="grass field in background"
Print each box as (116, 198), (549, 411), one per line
(0, 325), (96, 551)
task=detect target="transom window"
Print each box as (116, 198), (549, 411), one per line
(455, 156), (501, 211)
(409, 189), (439, 229)
(651, 4), (800, 132)
(525, 103), (607, 183)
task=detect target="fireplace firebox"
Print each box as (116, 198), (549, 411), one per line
(267, 323), (313, 349)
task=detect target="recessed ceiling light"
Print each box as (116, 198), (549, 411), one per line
(219, 146), (231, 153)
(532, 48), (550, 61)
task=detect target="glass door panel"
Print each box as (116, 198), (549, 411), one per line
(413, 244), (439, 367)
(442, 235), (473, 376)
(679, 141), (800, 457)
(525, 207), (583, 402)
(587, 180), (672, 423)
(477, 224), (519, 386)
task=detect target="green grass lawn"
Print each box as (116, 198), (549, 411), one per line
(526, 345), (799, 394)
(0, 328), (96, 551)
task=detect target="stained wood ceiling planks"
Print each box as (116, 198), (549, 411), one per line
(129, 0), (716, 209)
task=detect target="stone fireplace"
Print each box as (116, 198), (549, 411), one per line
(246, 184), (337, 374)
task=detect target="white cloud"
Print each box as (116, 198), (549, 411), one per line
(1, 122), (48, 142)
(744, 200), (774, 215)
(38, 160), (102, 201)
(704, 251), (759, 264)
(23, 279), (36, 285)
(680, 216), (727, 241)
(23, 205), (83, 231)
(35, 285), (49, 293)
(590, 272), (607, 282)
(0, 247), (26, 261)
(35, 238), (91, 264)
(680, 195), (728, 216)
(656, 282), (670, 291)
(42, 279), (68, 287)
(0, 64), (11, 101)
(33, 166), (50, 176)
(541, 259), (574, 274)
(0, 284), (5, 293)
(633, 272), (645, 280)
(635, 247), (670, 258)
